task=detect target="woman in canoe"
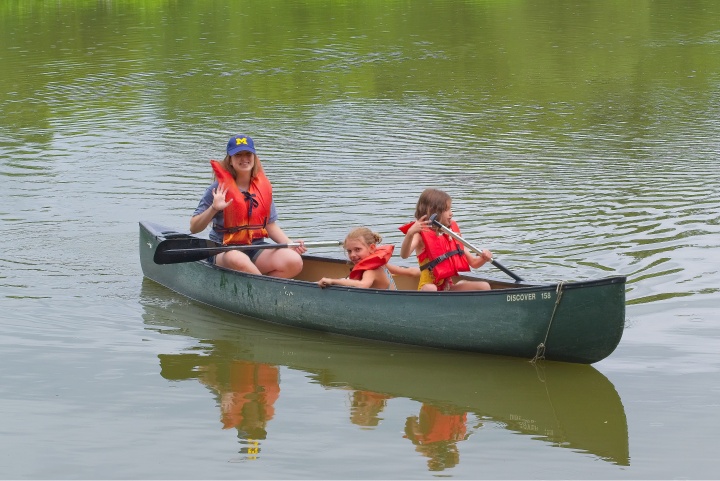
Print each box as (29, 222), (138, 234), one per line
(189, 134), (306, 278)
(400, 188), (492, 291)
(317, 227), (419, 289)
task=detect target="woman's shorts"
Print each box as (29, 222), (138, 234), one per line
(208, 240), (272, 265)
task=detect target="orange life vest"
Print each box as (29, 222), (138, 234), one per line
(211, 160), (272, 245)
(348, 245), (394, 280)
(411, 404), (467, 444)
(219, 361), (280, 431)
(399, 220), (470, 283)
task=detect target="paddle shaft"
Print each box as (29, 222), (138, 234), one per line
(154, 239), (341, 265)
(428, 215), (524, 282)
(166, 241), (340, 254)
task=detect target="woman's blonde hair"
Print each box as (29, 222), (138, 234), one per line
(344, 227), (382, 249)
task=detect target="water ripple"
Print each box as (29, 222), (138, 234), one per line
(2, 92), (718, 311)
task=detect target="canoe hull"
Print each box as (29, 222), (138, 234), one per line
(139, 221), (626, 363)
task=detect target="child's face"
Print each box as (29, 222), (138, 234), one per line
(436, 202), (453, 227)
(345, 238), (375, 264)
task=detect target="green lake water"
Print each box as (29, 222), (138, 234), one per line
(1, 1), (719, 478)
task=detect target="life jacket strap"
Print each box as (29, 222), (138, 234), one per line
(214, 221), (267, 234)
(242, 191), (259, 218)
(420, 248), (464, 272)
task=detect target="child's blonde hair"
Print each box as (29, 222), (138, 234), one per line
(344, 227), (382, 248)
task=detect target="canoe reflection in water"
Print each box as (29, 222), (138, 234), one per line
(142, 279), (630, 469)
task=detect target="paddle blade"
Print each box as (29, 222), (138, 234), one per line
(154, 237), (222, 265)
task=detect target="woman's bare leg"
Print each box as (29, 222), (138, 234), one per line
(255, 249), (303, 278)
(215, 250), (262, 275)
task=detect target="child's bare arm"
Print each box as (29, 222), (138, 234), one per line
(400, 216), (429, 259)
(318, 269), (379, 289)
(466, 249), (493, 269)
(387, 263), (420, 277)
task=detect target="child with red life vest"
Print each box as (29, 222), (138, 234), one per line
(400, 189), (492, 291)
(317, 227), (419, 289)
(190, 134), (306, 278)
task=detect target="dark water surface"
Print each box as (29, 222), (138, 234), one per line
(1, 1), (719, 479)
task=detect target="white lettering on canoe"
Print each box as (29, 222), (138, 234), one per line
(506, 292), (537, 302)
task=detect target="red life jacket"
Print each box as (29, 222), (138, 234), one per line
(399, 220), (470, 283)
(211, 160), (272, 245)
(348, 245), (394, 280)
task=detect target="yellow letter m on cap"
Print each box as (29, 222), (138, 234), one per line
(236, 137), (248, 146)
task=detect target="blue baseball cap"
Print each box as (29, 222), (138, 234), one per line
(227, 134), (256, 156)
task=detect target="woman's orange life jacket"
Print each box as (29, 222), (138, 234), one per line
(220, 361), (280, 431)
(399, 220), (470, 283)
(348, 245), (394, 280)
(211, 160), (272, 245)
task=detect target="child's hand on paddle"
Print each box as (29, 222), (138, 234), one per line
(407, 215), (429, 235)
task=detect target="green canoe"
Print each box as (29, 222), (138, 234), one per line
(139, 221), (626, 364)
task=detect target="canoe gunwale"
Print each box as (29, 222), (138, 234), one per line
(163, 251), (626, 296)
(142, 220), (625, 294)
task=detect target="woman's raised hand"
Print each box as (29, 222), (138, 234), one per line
(211, 183), (234, 211)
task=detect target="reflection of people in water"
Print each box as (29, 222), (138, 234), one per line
(349, 390), (393, 427)
(404, 404), (469, 471)
(197, 360), (280, 441)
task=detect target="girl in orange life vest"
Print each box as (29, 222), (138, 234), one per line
(399, 188), (492, 291)
(190, 134), (306, 278)
(317, 227), (419, 289)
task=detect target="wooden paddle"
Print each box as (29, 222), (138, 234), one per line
(154, 237), (341, 265)
(428, 214), (524, 282)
